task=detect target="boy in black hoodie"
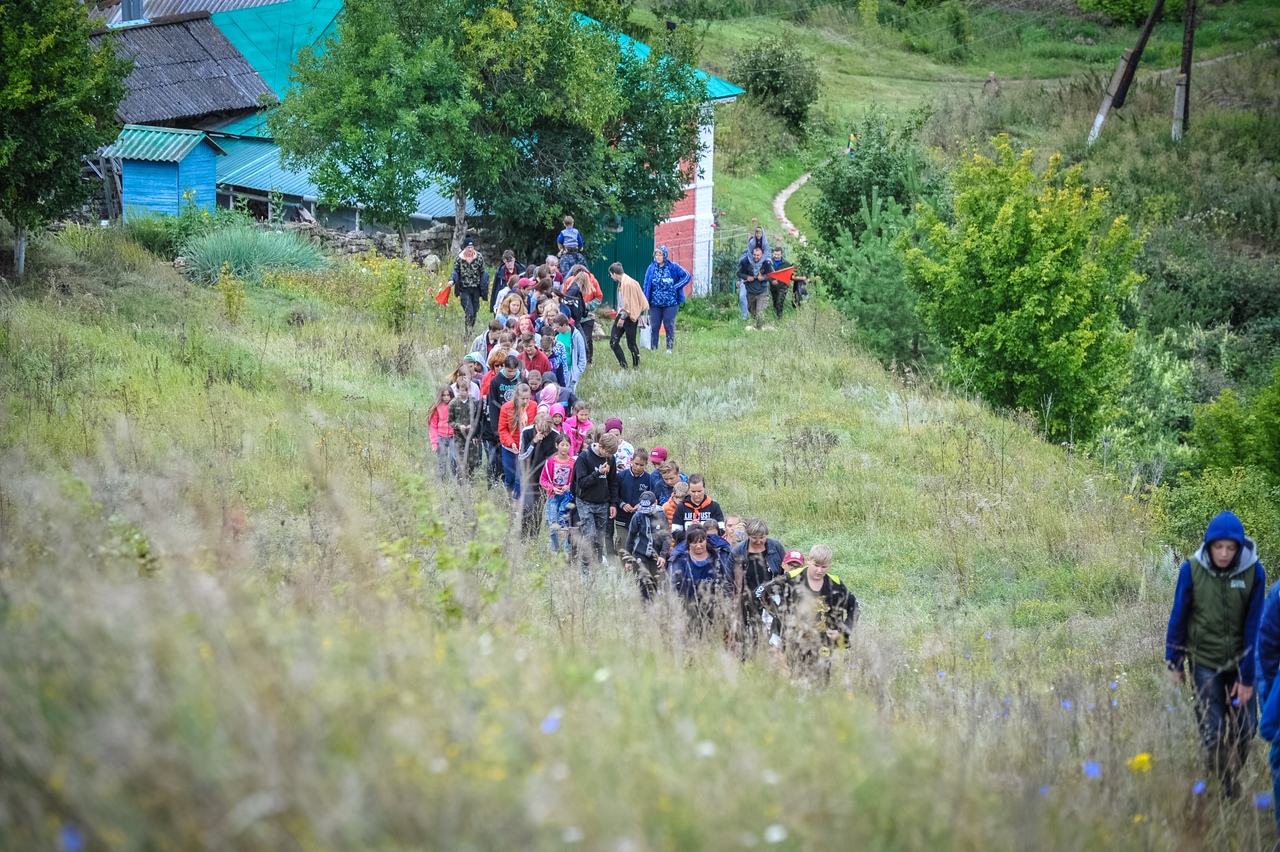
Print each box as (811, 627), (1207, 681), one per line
(673, 474), (726, 536)
(572, 430), (619, 573)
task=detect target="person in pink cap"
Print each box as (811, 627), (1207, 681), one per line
(649, 446), (669, 466)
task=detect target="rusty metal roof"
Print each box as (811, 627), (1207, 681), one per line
(90, 13), (276, 124)
(104, 124), (227, 161)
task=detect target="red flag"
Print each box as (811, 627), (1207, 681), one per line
(766, 267), (794, 285)
(434, 284), (451, 306)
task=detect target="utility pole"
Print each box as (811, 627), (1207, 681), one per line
(1172, 0), (1198, 140)
(1087, 0), (1165, 146)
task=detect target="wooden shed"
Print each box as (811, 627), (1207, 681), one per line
(104, 125), (226, 218)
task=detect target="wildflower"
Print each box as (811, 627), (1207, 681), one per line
(1083, 761), (1101, 778)
(593, 667), (611, 683)
(1258, 793), (1274, 809)
(938, 671), (946, 678)
(1111, 700), (1118, 707)
(562, 826), (584, 843)
(984, 633), (992, 640)
(762, 769), (780, 785)
(60, 824), (84, 852)
(541, 709), (562, 734)
(696, 740), (716, 758)
(1061, 700), (1072, 709)
(1124, 753), (1153, 773)
(763, 824), (787, 844)
(1039, 785), (1050, 796)
(1192, 780), (1206, 795)
(1109, 681), (1118, 689)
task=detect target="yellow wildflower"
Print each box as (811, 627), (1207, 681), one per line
(1125, 753), (1153, 773)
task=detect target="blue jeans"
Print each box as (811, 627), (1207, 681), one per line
(1192, 664), (1256, 793)
(650, 304), (677, 351)
(545, 491), (573, 552)
(501, 447), (522, 499)
(738, 281), (748, 320)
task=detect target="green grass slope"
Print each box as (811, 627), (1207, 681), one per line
(1, 232), (1269, 848)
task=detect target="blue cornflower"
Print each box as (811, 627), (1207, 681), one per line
(1192, 780), (1206, 795)
(1083, 762), (1101, 778)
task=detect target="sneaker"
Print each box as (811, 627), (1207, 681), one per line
(601, 555), (610, 567)
(665, 348), (673, 355)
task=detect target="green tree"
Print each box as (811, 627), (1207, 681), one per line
(807, 105), (936, 244)
(0, 0), (130, 274)
(271, 0), (705, 256)
(729, 36), (820, 131)
(1192, 363), (1280, 481)
(808, 189), (931, 365)
(901, 135), (1144, 440)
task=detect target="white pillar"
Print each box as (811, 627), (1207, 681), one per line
(691, 107), (716, 296)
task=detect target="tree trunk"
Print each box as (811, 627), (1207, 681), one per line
(451, 185), (467, 255)
(398, 225), (411, 259)
(14, 224), (27, 276)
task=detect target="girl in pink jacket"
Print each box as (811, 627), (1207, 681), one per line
(428, 386), (455, 478)
(562, 400), (593, 457)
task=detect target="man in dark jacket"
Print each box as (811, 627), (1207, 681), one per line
(571, 431), (618, 573)
(672, 474), (725, 537)
(451, 239), (489, 335)
(1167, 510), (1265, 797)
(758, 544), (859, 683)
(737, 245), (774, 331)
(769, 244), (808, 317)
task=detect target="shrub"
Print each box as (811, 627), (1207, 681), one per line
(807, 189), (933, 365)
(47, 223), (156, 274)
(729, 36), (821, 130)
(713, 99), (801, 178)
(213, 263), (247, 324)
(1158, 466), (1280, 564)
(806, 105), (938, 244)
(901, 135), (1144, 441)
(1191, 364), (1280, 481)
(1076, 0), (1150, 26)
(183, 227), (328, 284)
(122, 193), (253, 259)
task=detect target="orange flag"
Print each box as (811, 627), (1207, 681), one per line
(434, 284), (451, 306)
(766, 267), (794, 285)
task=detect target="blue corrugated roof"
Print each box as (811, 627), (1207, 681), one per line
(104, 125), (227, 161)
(611, 27), (743, 102)
(212, 0), (342, 104)
(214, 137), (470, 218)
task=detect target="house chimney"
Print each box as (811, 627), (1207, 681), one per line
(121, 0), (146, 23)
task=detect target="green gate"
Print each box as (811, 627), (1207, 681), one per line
(589, 216), (654, 307)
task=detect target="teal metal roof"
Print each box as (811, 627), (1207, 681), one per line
(103, 125), (227, 161)
(214, 136), (472, 219)
(601, 21), (744, 102)
(212, 0), (342, 101)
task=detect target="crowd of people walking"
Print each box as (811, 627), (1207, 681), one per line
(433, 222), (838, 674)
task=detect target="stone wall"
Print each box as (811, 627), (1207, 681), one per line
(280, 221), (500, 273)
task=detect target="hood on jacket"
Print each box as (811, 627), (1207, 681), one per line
(549, 403), (566, 420)
(1192, 511), (1259, 575)
(655, 245), (670, 265)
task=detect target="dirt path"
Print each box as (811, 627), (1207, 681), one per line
(773, 171), (812, 244)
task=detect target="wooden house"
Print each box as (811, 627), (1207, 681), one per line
(103, 125), (226, 218)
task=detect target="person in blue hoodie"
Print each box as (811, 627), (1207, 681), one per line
(1167, 510), (1266, 798)
(642, 246), (690, 354)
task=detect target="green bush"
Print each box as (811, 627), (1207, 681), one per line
(1158, 466), (1280, 565)
(806, 105), (939, 244)
(729, 36), (820, 130)
(1191, 363), (1280, 481)
(1076, 0), (1150, 26)
(713, 99), (801, 179)
(182, 227), (328, 285)
(807, 189), (934, 365)
(123, 196), (253, 260)
(901, 135), (1143, 441)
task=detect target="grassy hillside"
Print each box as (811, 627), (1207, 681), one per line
(692, 0), (1280, 235)
(3, 226), (1274, 848)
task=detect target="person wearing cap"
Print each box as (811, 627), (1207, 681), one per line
(603, 418), (634, 470)
(623, 489), (672, 600)
(758, 544), (860, 682)
(1168, 510), (1265, 798)
(450, 239), (490, 335)
(649, 446), (669, 467)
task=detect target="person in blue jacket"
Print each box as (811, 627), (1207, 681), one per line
(642, 246), (689, 354)
(1166, 510), (1266, 797)
(668, 525), (734, 633)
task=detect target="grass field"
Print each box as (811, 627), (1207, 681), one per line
(2, 227), (1277, 848)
